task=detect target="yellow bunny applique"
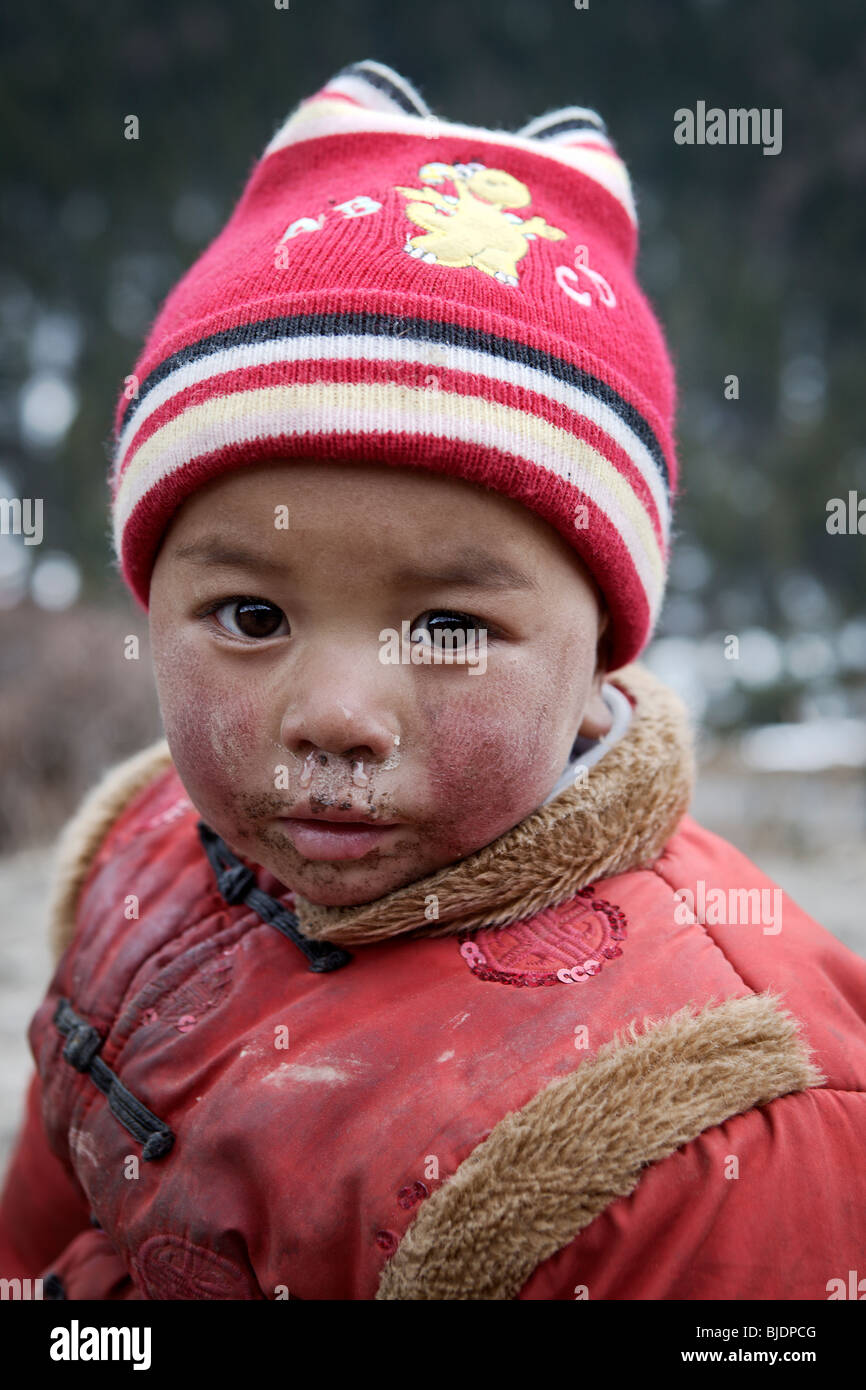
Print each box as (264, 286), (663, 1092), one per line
(395, 162), (566, 286)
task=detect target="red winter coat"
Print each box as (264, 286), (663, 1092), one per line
(1, 664), (865, 1300)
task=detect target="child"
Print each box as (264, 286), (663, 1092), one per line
(1, 60), (864, 1301)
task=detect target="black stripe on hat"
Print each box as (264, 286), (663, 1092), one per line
(534, 116), (608, 140)
(335, 60), (432, 118)
(519, 107), (608, 140)
(118, 311), (670, 496)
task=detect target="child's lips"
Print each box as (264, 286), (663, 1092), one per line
(274, 815), (402, 862)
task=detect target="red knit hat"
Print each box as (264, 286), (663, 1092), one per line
(110, 59), (678, 670)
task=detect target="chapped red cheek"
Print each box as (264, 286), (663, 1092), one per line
(162, 654), (264, 810)
(417, 682), (558, 847)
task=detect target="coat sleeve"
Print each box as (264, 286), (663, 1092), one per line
(515, 1086), (866, 1300)
(0, 1067), (92, 1280)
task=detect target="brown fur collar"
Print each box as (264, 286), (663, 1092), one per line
(49, 737), (174, 963)
(292, 662), (695, 945)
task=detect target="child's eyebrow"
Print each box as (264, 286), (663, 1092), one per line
(171, 539), (289, 578)
(390, 550), (539, 593)
(171, 539), (538, 592)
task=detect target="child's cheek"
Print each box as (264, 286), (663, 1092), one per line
(157, 647), (262, 813)
(416, 668), (566, 847)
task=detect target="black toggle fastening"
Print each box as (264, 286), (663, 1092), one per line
(53, 998), (175, 1160)
(197, 821), (351, 973)
(218, 861), (257, 905)
(62, 1019), (103, 1072)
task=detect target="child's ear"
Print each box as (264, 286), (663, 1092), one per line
(577, 682), (613, 741)
(577, 611), (613, 741)
(595, 607), (612, 682)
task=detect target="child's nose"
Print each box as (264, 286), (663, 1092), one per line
(278, 699), (400, 768)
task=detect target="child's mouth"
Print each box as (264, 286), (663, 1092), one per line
(275, 816), (402, 861)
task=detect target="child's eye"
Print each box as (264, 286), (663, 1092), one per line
(410, 610), (490, 645)
(202, 597), (290, 641)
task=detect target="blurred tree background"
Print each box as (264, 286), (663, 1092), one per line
(1, 0), (865, 851)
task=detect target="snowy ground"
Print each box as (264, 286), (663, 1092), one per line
(1, 773), (864, 1183)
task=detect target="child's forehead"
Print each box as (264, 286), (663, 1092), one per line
(155, 459), (607, 607)
(168, 459), (553, 551)
(188, 458), (500, 506)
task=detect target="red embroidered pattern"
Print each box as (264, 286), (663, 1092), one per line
(458, 888), (627, 987)
(132, 1234), (258, 1299)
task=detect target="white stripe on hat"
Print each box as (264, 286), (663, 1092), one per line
(115, 333), (670, 535)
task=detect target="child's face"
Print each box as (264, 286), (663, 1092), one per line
(148, 462), (612, 907)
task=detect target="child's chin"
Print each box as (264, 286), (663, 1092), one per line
(290, 860), (420, 908)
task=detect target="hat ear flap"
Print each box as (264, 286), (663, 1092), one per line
(518, 105), (609, 144)
(317, 59), (433, 119)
